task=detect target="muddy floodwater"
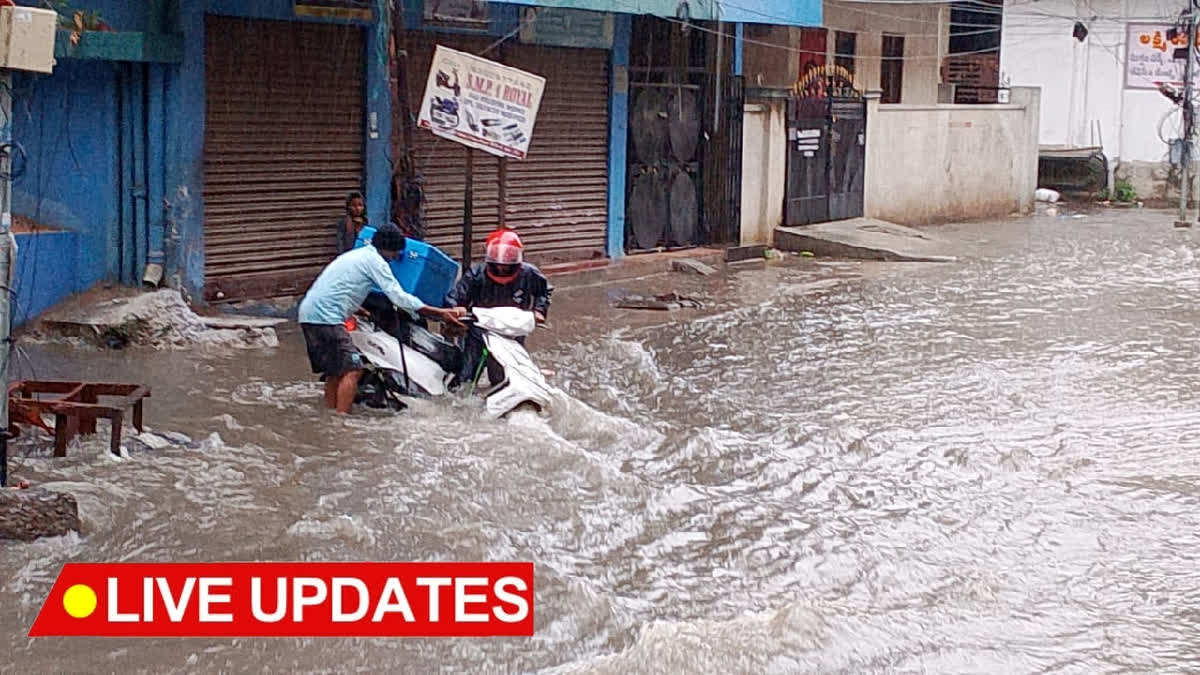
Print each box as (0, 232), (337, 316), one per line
(2, 211), (1200, 673)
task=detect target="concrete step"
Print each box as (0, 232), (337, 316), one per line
(541, 248), (727, 287)
(774, 218), (958, 263)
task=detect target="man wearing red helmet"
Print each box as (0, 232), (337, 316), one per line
(447, 229), (552, 387)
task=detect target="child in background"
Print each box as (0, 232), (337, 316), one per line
(337, 191), (368, 254)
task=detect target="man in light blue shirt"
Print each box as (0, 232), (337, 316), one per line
(299, 224), (465, 414)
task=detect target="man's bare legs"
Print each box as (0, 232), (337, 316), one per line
(323, 370), (363, 413)
(324, 378), (338, 409)
(335, 369), (363, 414)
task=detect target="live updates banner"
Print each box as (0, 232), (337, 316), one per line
(28, 562), (534, 638)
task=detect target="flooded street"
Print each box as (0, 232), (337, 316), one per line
(3, 210), (1200, 673)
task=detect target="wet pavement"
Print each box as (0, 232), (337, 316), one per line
(2, 208), (1200, 673)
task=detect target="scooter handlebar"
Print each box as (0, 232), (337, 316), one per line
(459, 308), (547, 335)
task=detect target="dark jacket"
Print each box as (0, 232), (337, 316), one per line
(447, 262), (552, 318)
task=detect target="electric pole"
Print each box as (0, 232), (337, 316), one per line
(0, 71), (12, 486)
(1178, 5), (1196, 227)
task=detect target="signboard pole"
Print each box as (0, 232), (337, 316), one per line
(1179, 10), (1196, 228)
(498, 158), (507, 228)
(462, 148), (474, 267)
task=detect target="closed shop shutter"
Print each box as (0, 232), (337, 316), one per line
(405, 34), (610, 265)
(203, 16), (365, 302)
(503, 44), (610, 264)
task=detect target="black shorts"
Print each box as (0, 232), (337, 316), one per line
(301, 323), (363, 379)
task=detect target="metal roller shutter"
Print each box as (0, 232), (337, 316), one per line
(203, 16), (365, 302)
(405, 35), (610, 265)
(503, 44), (610, 264)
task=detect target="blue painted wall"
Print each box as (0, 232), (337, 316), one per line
(167, 0), (206, 301)
(11, 232), (81, 327)
(11, 60), (118, 309)
(11, 1), (166, 319)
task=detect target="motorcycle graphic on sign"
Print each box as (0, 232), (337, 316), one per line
(429, 69), (462, 131)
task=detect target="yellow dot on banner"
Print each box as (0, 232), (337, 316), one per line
(62, 584), (97, 619)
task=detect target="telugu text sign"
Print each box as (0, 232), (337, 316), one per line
(1125, 24), (1200, 90)
(417, 45), (546, 160)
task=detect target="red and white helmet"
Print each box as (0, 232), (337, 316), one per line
(484, 230), (523, 284)
(485, 229), (523, 265)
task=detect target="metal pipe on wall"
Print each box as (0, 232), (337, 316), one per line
(145, 63), (167, 287)
(117, 64), (131, 283)
(132, 63), (148, 281)
(498, 158), (507, 228)
(113, 61), (164, 285)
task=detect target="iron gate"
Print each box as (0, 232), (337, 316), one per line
(785, 95), (866, 226)
(626, 83), (705, 251)
(623, 16), (743, 252)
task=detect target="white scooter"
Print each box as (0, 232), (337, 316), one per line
(346, 305), (554, 419)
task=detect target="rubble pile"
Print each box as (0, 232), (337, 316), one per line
(29, 289), (280, 350)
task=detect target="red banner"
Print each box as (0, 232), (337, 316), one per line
(29, 562), (534, 638)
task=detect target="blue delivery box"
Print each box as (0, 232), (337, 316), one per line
(354, 226), (460, 308)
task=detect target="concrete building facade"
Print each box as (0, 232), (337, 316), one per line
(1001, 0), (1190, 202)
(740, 0), (1040, 245)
